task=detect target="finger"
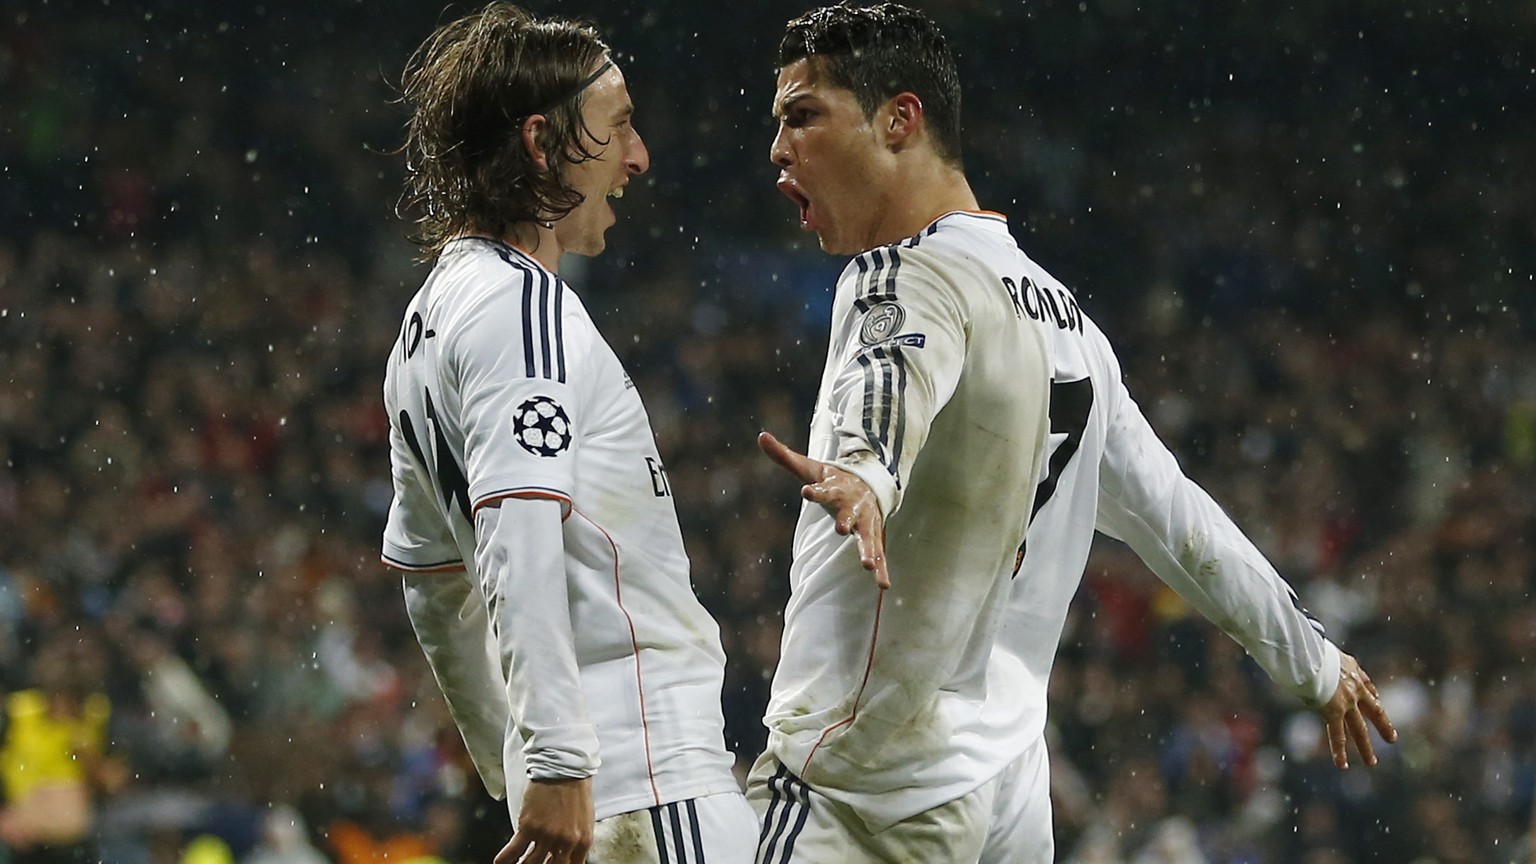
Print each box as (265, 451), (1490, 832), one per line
(1363, 696), (1398, 743)
(854, 513), (891, 590)
(1354, 668), (1398, 743)
(839, 502), (861, 535)
(759, 431), (823, 484)
(1326, 713), (1350, 769)
(1346, 706), (1377, 767)
(853, 528), (889, 588)
(869, 548), (890, 590)
(495, 834), (532, 864)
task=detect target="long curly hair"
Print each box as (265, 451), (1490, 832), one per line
(397, 3), (610, 258)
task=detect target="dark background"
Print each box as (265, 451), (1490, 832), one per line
(2, 1), (1532, 862)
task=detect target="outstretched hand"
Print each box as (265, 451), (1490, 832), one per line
(1318, 652), (1398, 770)
(758, 431), (890, 589)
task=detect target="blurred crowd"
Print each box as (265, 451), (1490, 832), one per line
(1, 1), (1532, 862)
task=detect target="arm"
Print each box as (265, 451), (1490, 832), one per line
(761, 251), (971, 587)
(476, 497), (595, 864)
(401, 569), (510, 799)
(1094, 382), (1395, 766)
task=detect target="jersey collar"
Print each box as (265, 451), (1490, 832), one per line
(927, 210), (1010, 234)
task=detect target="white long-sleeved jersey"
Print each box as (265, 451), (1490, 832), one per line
(995, 236), (1341, 742)
(765, 211), (1055, 831)
(381, 237), (739, 821)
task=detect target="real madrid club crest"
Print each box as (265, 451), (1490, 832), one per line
(860, 302), (906, 345)
(513, 395), (572, 457)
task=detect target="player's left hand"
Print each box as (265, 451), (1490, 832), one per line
(1318, 651), (1398, 770)
(758, 431), (890, 589)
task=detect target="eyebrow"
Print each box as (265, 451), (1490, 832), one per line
(772, 93), (813, 121)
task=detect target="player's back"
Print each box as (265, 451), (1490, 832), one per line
(988, 258), (1125, 739)
(996, 260), (1340, 728)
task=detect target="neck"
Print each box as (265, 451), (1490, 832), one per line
(501, 221), (562, 273)
(867, 160), (979, 249)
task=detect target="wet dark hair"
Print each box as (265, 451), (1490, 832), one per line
(398, 3), (611, 257)
(779, 3), (963, 167)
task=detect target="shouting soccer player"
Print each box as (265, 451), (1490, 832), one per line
(381, 6), (753, 863)
(752, 5), (1397, 862)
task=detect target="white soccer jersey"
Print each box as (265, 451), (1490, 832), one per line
(381, 236), (739, 821)
(994, 238), (1341, 743)
(763, 211), (1055, 831)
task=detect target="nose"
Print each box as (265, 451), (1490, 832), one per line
(769, 122), (792, 169)
(625, 125), (650, 175)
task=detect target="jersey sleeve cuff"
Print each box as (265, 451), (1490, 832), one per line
(521, 734), (600, 781)
(1304, 639), (1343, 708)
(835, 451), (901, 518)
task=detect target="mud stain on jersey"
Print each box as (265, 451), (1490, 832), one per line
(1179, 530), (1238, 633)
(589, 809), (657, 864)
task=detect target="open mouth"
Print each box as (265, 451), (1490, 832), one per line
(776, 176), (812, 228)
(607, 186), (625, 200)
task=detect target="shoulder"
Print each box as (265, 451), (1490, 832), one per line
(837, 239), (967, 306)
(435, 243), (594, 365)
(854, 211), (1018, 283)
(435, 240), (547, 322)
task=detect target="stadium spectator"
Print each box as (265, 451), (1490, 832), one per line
(0, 1), (1529, 861)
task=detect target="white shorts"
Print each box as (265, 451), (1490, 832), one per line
(589, 792), (758, 864)
(745, 737), (1052, 864)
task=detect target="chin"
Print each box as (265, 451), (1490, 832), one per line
(816, 233), (854, 256)
(564, 231), (607, 258)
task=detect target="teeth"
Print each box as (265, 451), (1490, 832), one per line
(608, 187), (625, 199)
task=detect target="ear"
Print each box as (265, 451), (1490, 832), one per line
(883, 92), (925, 150)
(521, 115), (552, 172)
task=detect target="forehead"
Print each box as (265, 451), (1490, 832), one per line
(773, 57), (852, 110)
(581, 61), (631, 117)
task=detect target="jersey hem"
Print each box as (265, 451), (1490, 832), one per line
(592, 775), (745, 822)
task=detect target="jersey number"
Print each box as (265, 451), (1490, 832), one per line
(1013, 377), (1094, 575)
(399, 387), (471, 522)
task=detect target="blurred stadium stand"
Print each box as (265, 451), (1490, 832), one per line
(1, 1), (1532, 861)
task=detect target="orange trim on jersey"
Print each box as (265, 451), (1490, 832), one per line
(572, 506), (662, 806)
(960, 209), (1008, 220)
(472, 490), (574, 522)
(802, 587), (887, 775)
(379, 557), (466, 574)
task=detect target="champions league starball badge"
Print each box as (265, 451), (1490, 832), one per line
(859, 301), (906, 345)
(512, 395), (572, 457)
